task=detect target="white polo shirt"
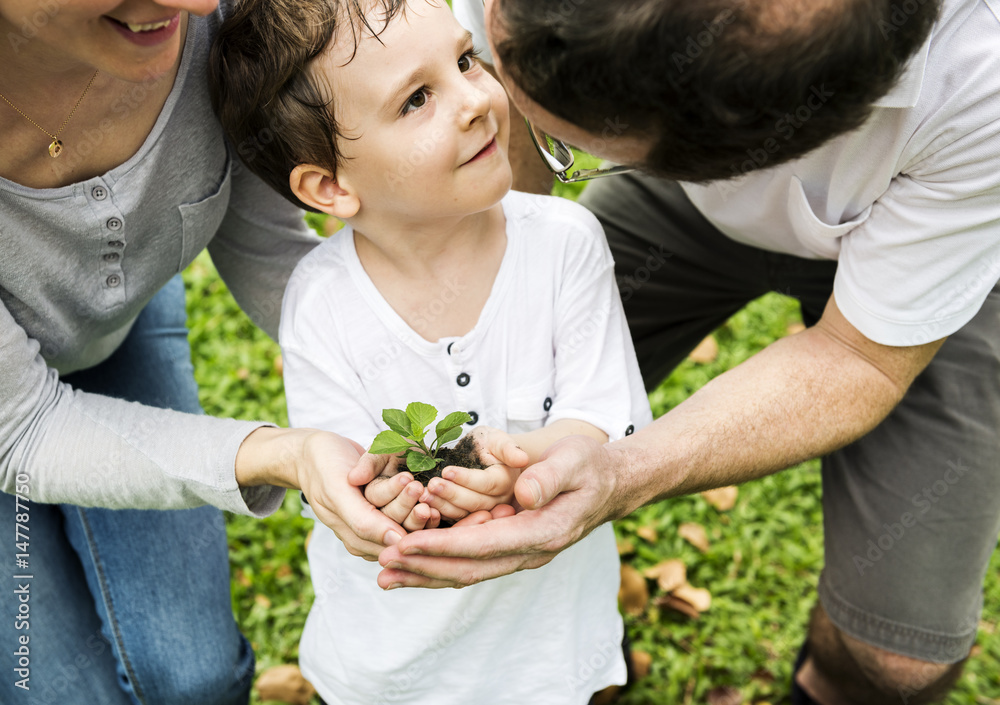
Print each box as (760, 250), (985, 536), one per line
(453, 0), (1000, 346)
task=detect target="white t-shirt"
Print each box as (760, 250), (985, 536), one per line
(280, 191), (652, 705)
(453, 0), (1000, 347)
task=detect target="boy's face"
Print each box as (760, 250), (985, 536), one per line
(320, 0), (511, 221)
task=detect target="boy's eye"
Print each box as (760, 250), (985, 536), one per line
(403, 89), (428, 114)
(458, 51), (478, 73)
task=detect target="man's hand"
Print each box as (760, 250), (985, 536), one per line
(376, 435), (623, 589)
(419, 426), (529, 521)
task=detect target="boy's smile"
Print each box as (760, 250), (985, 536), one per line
(462, 136), (499, 165)
(313, 0), (512, 226)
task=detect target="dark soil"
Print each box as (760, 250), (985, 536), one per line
(401, 434), (486, 486)
(399, 435), (486, 528)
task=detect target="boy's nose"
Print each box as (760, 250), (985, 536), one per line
(154, 0), (219, 17)
(458, 85), (492, 127)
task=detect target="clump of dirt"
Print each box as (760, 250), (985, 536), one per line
(400, 435), (486, 528)
(401, 434), (485, 485)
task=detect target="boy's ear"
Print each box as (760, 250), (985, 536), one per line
(289, 164), (360, 219)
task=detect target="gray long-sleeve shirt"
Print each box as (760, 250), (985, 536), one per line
(0, 9), (321, 515)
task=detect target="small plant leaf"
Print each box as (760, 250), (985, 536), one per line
(368, 430), (413, 455)
(405, 449), (437, 474)
(435, 425), (463, 448)
(436, 411), (472, 437)
(382, 408), (411, 437)
(406, 402), (438, 441)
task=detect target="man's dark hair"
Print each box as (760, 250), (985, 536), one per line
(494, 0), (940, 181)
(209, 0), (405, 209)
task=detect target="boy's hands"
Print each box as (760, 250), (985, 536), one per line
(350, 427), (529, 527)
(420, 426), (529, 521)
(353, 453), (442, 531)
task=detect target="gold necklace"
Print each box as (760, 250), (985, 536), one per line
(0, 70), (100, 158)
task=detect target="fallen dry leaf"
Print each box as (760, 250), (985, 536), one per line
(273, 354), (284, 376)
(254, 594), (271, 609)
(643, 559), (687, 593)
(236, 367), (250, 380)
(678, 522), (710, 553)
(255, 665), (316, 705)
(701, 486), (738, 511)
(631, 650), (652, 679)
(673, 582), (712, 613)
(304, 529), (312, 552)
(655, 594), (701, 619)
(786, 322), (806, 336)
(275, 564), (292, 579)
(618, 565), (649, 617)
(689, 335), (719, 364)
(617, 538), (635, 556)
(707, 685), (743, 705)
(636, 525), (658, 543)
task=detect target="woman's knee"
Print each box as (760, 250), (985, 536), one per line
(125, 632), (254, 705)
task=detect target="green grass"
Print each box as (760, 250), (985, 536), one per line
(184, 203), (1000, 704)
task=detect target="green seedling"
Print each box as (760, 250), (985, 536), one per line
(368, 402), (472, 476)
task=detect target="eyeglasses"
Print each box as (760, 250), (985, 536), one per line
(480, 0), (634, 183)
(525, 119), (635, 184)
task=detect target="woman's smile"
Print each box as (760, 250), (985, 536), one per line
(105, 13), (181, 46)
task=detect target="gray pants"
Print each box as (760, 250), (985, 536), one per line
(581, 173), (1000, 663)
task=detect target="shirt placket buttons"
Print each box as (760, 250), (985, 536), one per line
(104, 215), (123, 289)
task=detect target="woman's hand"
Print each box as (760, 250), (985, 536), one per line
(419, 426), (529, 521)
(235, 427), (407, 561)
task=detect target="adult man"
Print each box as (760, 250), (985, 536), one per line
(369, 0), (1000, 702)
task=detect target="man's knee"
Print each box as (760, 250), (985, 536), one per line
(835, 639), (963, 704)
(808, 603), (966, 704)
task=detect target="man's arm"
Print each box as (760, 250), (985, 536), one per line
(376, 294), (943, 588)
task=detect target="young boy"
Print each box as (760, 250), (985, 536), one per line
(211, 1), (652, 703)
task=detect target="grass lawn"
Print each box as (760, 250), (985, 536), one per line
(184, 192), (1000, 704)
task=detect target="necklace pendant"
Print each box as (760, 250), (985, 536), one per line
(49, 139), (63, 158)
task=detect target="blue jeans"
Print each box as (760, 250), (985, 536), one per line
(0, 275), (253, 704)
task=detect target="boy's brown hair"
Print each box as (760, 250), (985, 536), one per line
(209, 0), (405, 210)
